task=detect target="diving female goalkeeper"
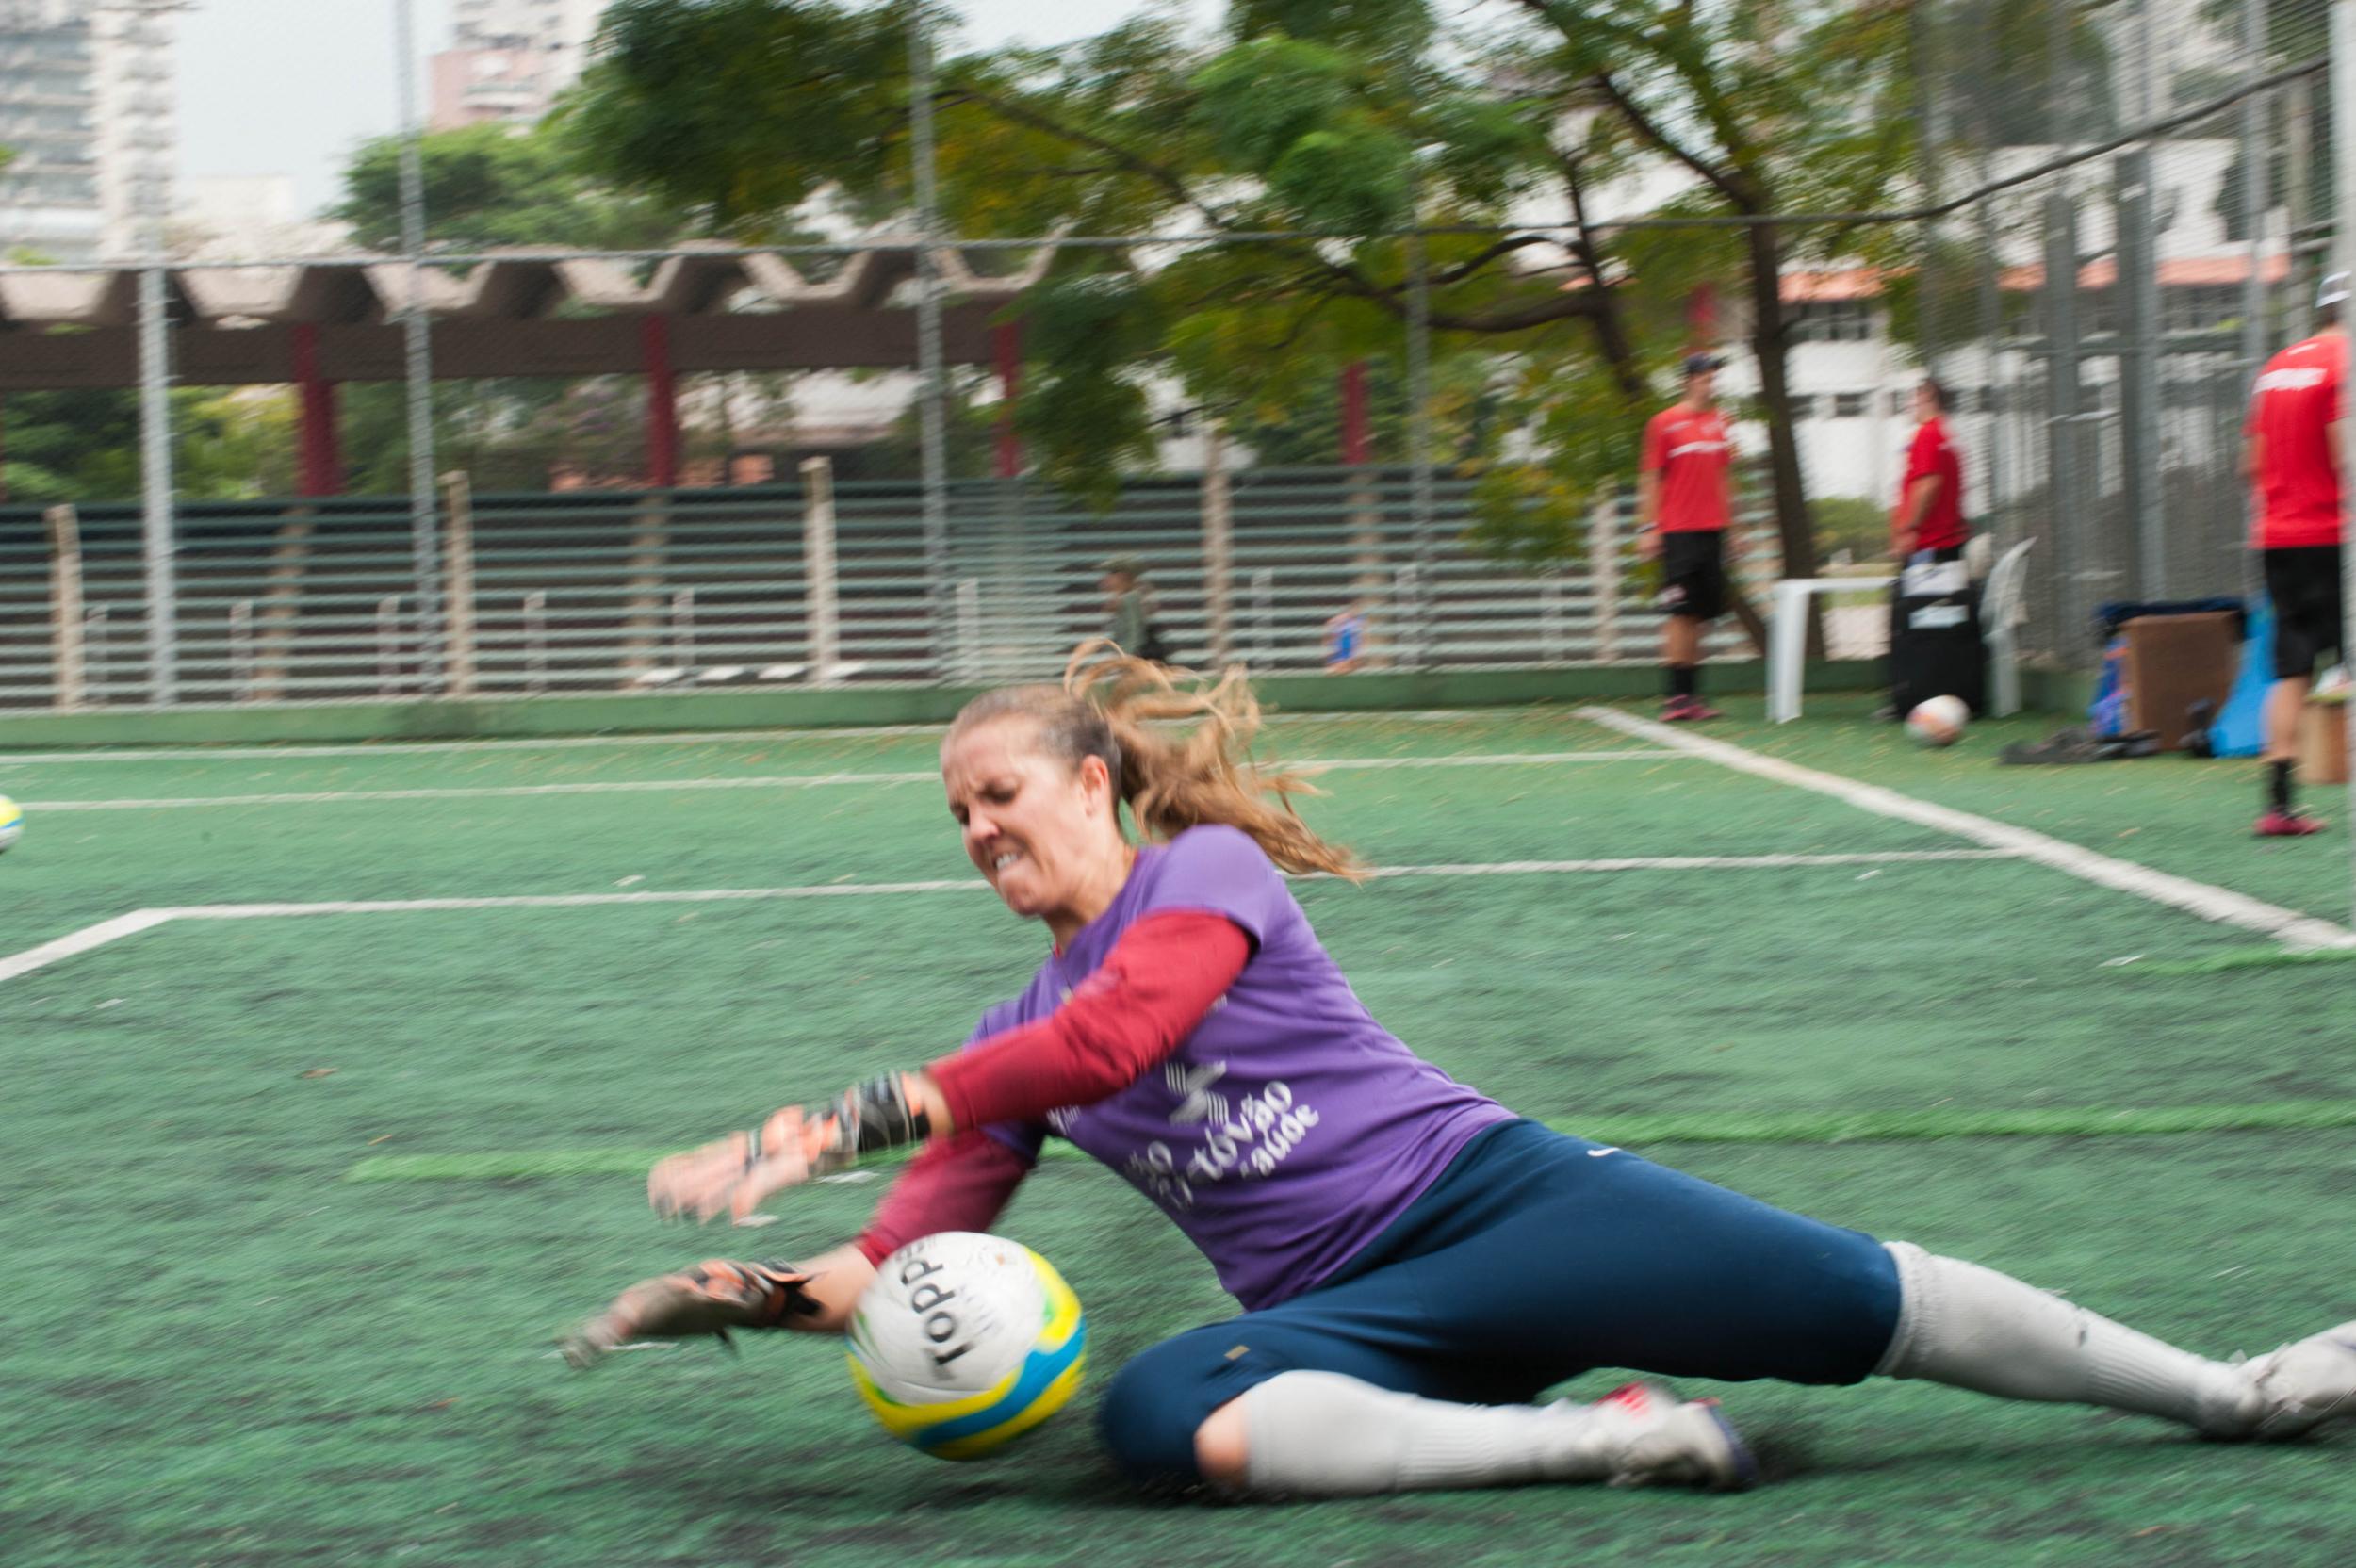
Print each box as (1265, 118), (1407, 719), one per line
(564, 652), (2356, 1496)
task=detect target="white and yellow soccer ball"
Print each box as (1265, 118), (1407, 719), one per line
(846, 1232), (1087, 1461)
(1906, 694), (1970, 748)
(0, 795), (20, 854)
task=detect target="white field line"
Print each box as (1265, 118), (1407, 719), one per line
(0, 708), (1550, 768)
(1579, 706), (2356, 952)
(163, 852), (2021, 918)
(0, 909), (174, 982)
(17, 750), (1691, 811)
(0, 849), (2024, 982)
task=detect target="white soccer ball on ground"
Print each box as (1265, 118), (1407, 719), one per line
(0, 795), (20, 854)
(846, 1231), (1088, 1461)
(1906, 695), (1970, 747)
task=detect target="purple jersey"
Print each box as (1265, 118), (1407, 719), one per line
(968, 824), (1513, 1310)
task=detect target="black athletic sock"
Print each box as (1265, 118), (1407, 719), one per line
(1688, 665), (1704, 699)
(1667, 665), (1696, 701)
(2268, 759), (2295, 816)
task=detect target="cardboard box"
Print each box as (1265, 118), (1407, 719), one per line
(2122, 612), (2240, 750)
(2302, 696), (2349, 786)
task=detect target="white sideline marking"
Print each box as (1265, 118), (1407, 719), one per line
(18, 751), (1691, 811)
(0, 849), (2021, 982)
(1579, 706), (2356, 952)
(0, 909), (173, 982)
(0, 708), (1558, 768)
(1356, 851), (2015, 879)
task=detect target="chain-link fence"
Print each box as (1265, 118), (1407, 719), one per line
(0, 0), (2345, 710)
(1919, 0), (2333, 670)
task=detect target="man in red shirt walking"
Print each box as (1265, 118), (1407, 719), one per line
(2244, 272), (2348, 836)
(1639, 352), (1739, 721)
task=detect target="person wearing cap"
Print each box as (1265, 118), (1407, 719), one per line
(1638, 352), (1741, 720)
(2243, 271), (2349, 836)
(1099, 555), (1172, 665)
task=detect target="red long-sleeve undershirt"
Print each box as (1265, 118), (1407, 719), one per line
(854, 909), (1251, 1266)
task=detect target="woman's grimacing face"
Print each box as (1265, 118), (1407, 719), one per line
(941, 717), (1121, 928)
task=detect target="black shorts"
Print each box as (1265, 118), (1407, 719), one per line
(1659, 530), (1727, 621)
(2265, 546), (2346, 679)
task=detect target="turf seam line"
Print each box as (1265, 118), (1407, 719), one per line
(343, 1099), (2356, 1182)
(0, 707), (1560, 767)
(127, 853), (2038, 922)
(0, 851), (2020, 983)
(1578, 705), (2356, 953)
(16, 750), (1693, 811)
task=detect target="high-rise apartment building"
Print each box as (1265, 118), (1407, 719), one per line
(0, 0), (103, 261)
(430, 0), (605, 130)
(0, 0), (178, 264)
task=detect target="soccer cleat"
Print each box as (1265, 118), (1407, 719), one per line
(561, 1258), (815, 1369)
(2247, 1320), (2356, 1438)
(1589, 1381), (1758, 1490)
(2255, 808), (2327, 838)
(1661, 696), (1699, 722)
(1682, 699), (1725, 722)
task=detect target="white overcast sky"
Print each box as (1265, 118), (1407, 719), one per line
(177, 0), (1223, 217)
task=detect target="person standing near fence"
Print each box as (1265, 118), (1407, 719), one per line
(1638, 353), (1740, 721)
(1891, 379), (1967, 567)
(1099, 555), (1171, 665)
(2244, 272), (2348, 838)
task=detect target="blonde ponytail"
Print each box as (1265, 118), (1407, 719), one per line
(947, 644), (1366, 879)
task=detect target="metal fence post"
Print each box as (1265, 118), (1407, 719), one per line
(801, 456), (843, 686)
(1592, 493), (1622, 663)
(1405, 203), (1436, 670)
(393, 0), (441, 691)
(523, 590), (548, 695)
(2044, 190), (2087, 660)
(442, 470), (477, 698)
(956, 577), (982, 682)
(136, 260), (178, 707)
(1202, 426), (1234, 667)
(671, 588), (696, 674)
(1252, 568), (1275, 668)
(908, 3), (953, 678)
(2240, 0), (2272, 614)
(85, 607), (110, 705)
(377, 595), (405, 696)
(45, 504), (85, 711)
(2331, 0), (2356, 922)
(228, 600), (254, 702)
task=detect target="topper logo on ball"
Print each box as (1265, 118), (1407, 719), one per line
(899, 1254), (974, 1371)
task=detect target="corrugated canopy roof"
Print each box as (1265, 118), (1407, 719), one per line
(0, 242), (1057, 392)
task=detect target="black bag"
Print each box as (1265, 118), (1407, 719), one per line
(1137, 620), (1174, 665)
(1889, 559), (1988, 717)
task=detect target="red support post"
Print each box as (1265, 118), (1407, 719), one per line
(993, 318), (1023, 479)
(1340, 359), (1370, 466)
(292, 323), (343, 497)
(643, 314), (679, 489)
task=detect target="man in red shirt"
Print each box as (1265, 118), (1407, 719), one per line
(1639, 352), (1740, 721)
(2244, 271), (2348, 836)
(1893, 379), (1967, 563)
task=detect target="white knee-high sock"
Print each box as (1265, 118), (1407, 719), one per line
(1876, 1242), (2263, 1435)
(1237, 1371), (1636, 1495)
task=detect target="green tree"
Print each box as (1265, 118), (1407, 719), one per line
(330, 120), (681, 253)
(2, 386), (297, 504)
(328, 117), (698, 492)
(568, 0), (1928, 600)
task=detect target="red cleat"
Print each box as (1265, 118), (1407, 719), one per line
(2255, 809), (2327, 838)
(1661, 695), (1697, 722)
(1683, 699), (1725, 721)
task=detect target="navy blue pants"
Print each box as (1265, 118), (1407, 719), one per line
(1099, 1119), (1902, 1488)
